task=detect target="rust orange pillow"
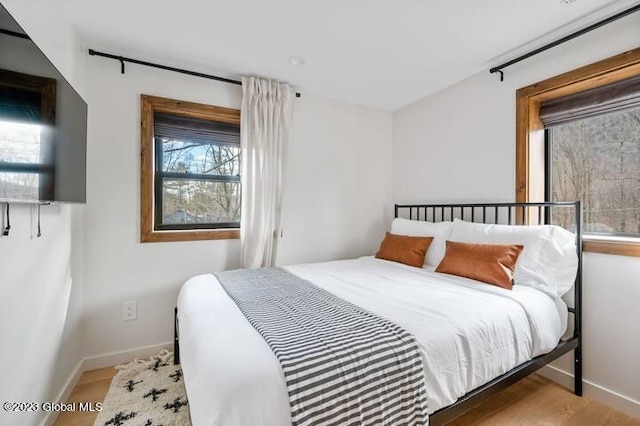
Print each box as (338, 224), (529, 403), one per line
(435, 241), (524, 290)
(375, 232), (434, 268)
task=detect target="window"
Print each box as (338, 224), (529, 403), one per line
(0, 69), (56, 201)
(516, 47), (640, 256)
(547, 106), (640, 236)
(140, 95), (241, 242)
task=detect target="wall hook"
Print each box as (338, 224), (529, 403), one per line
(119, 56), (125, 74)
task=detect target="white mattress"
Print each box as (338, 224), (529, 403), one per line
(177, 257), (567, 426)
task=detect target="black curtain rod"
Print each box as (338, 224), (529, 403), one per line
(490, 3), (640, 81)
(88, 48), (301, 97)
(0, 28), (30, 40)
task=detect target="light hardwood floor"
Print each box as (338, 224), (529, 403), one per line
(53, 367), (117, 426)
(54, 370), (639, 426)
(449, 374), (639, 426)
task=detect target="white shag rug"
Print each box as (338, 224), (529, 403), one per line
(93, 350), (191, 426)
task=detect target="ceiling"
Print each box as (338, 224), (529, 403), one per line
(61, 0), (635, 110)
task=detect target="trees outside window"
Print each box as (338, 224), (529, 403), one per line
(140, 95), (241, 242)
(549, 107), (640, 236)
(516, 47), (640, 256)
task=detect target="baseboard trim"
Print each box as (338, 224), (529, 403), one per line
(44, 345), (640, 424)
(42, 359), (84, 426)
(538, 365), (640, 418)
(41, 342), (173, 426)
(82, 341), (173, 371)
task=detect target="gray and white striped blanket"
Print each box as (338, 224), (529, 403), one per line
(215, 267), (429, 426)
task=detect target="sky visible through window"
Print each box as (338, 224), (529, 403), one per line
(159, 138), (241, 225)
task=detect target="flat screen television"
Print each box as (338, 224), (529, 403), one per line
(0, 3), (87, 203)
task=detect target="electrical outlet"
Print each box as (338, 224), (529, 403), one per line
(122, 301), (137, 321)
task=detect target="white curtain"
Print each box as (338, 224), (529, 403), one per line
(240, 76), (294, 268)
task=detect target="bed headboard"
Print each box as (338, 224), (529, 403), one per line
(394, 201), (583, 345)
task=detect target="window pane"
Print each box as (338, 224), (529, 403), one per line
(161, 179), (240, 226)
(550, 107), (640, 235)
(0, 120), (42, 163)
(0, 171), (38, 200)
(160, 139), (240, 177)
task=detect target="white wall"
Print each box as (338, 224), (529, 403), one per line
(81, 57), (392, 358)
(393, 12), (640, 416)
(2, 0), (84, 90)
(279, 96), (392, 265)
(0, 1), (85, 425)
(0, 205), (81, 426)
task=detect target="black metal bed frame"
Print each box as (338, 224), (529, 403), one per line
(394, 201), (583, 426)
(173, 307), (180, 365)
(173, 200), (583, 424)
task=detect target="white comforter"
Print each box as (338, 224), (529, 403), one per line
(177, 257), (567, 426)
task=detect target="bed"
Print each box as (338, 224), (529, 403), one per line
(175, 201), (583, 426)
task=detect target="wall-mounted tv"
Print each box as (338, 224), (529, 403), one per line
(0, 3), (87, 203)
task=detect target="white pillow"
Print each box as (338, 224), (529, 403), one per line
(391, 218), (453, 266)
(449, 218), (578, 297)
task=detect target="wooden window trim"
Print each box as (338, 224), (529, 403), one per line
(516, 47), (640, 257)
(140, 94), (241, 243)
